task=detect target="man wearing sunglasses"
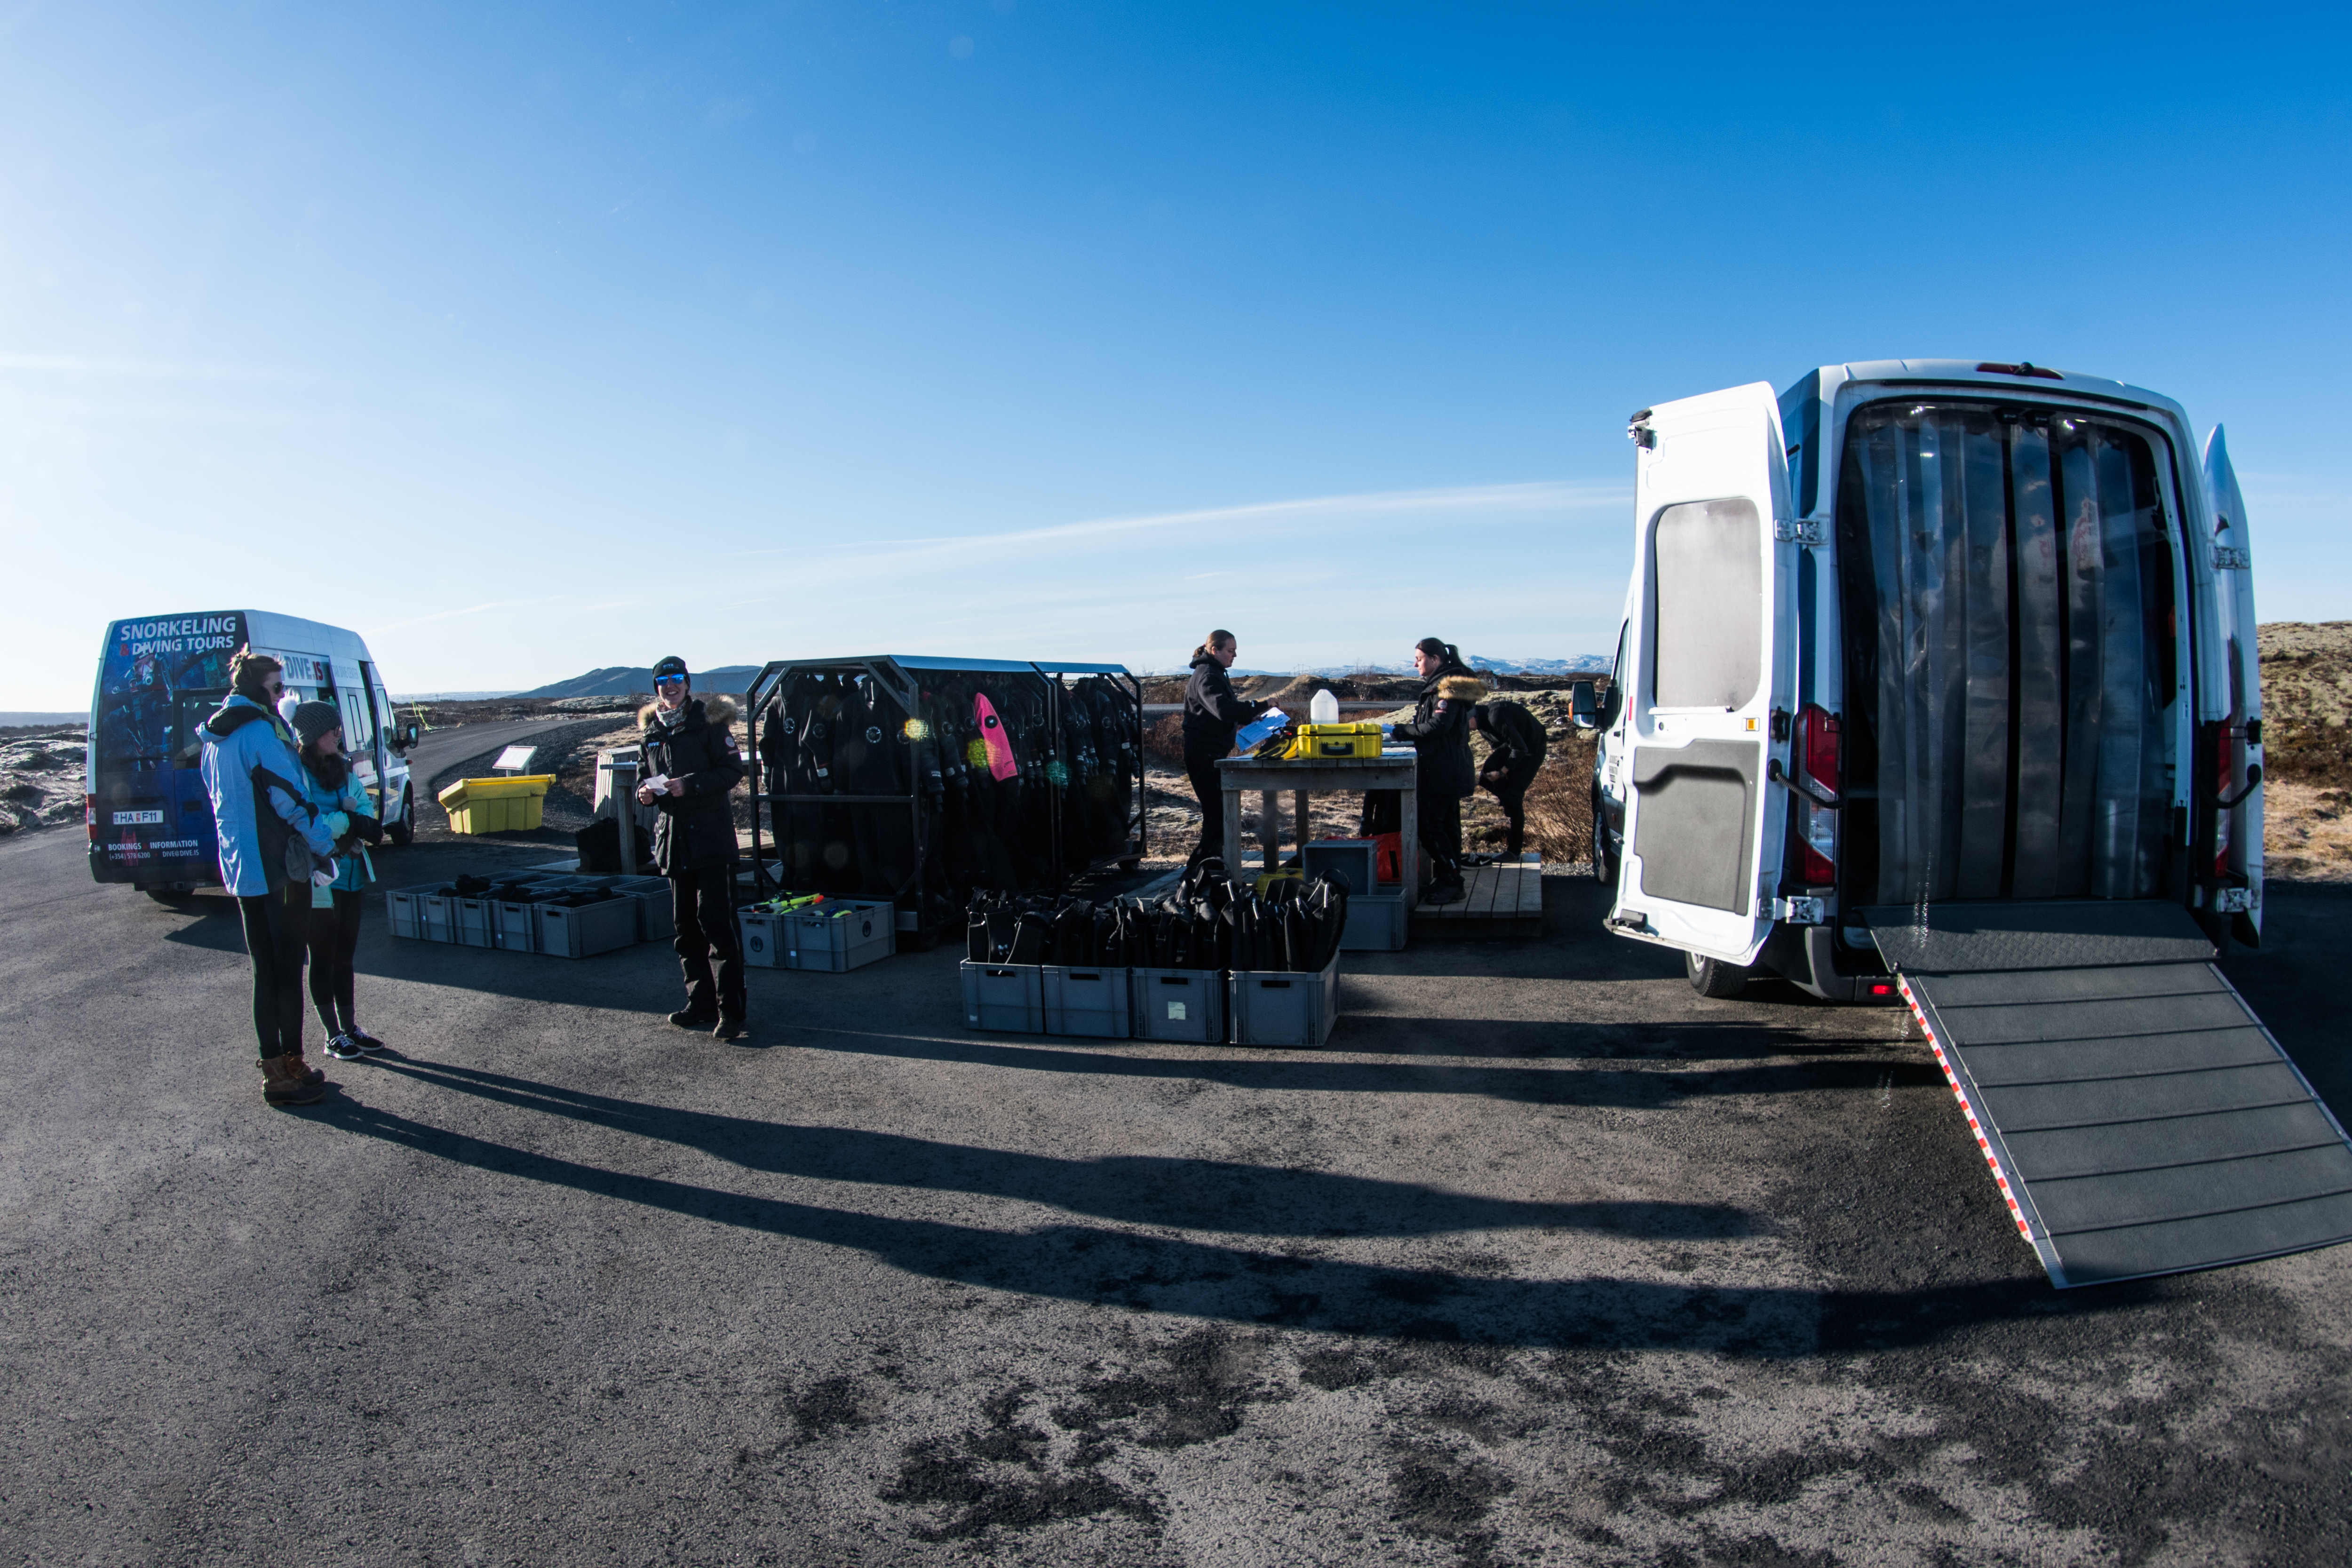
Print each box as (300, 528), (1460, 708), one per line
(636, 656), (750, 1040)
(197, 645), (344, 1106)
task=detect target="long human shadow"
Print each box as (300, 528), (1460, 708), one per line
(312, 1084), (2137, 1355)
(781, 1019), (1923, 1107)
(371, 1058), (1759, 1240)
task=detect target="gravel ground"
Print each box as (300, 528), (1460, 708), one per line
(6, 825), (2352, 1564)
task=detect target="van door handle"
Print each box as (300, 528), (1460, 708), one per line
(1767, 757), (1838, 810)
(2216, 765), (2262, 809)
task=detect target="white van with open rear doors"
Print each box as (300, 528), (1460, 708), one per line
(1583, 361), (2352, 1291)
(87, 610), (421, 898)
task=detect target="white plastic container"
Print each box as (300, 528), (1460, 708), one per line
(1310, 688), (1340, 724)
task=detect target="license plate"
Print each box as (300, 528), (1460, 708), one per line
(112, 810), (164, 825)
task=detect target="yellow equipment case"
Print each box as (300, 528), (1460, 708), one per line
(1284, 722), (1385, 761)
(437, 774), (554, 834)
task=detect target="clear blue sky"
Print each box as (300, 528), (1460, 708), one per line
(4, 2), (2346, 704)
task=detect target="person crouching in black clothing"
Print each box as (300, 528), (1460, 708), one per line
(637, 656), (750, 1041)
(1469, 699), (1548, 860)
(1181, 629), (1279, 867)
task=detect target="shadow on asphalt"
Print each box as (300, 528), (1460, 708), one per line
(305, 1058), (2141, 1357)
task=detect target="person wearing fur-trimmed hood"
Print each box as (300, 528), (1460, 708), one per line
(636, 656), (750, 1040)
(1386, 637), (1486, 905)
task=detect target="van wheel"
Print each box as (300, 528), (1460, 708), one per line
(143, 883), (193, 903)
(387, 785), (414, 846)
(1592, 783), (1621, 886)
(1686, 950), (1750, 998)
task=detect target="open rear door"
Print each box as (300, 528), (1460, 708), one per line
(2204, 427), (2264, 936)
(1608, 383), (1794, 964)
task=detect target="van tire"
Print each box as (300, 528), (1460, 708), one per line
(143, 882), (195, 903)
(387, 784), (414, 846)
(1686, 950), (1750, 998)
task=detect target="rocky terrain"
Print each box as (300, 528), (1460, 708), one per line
(0, 726), (86, 836)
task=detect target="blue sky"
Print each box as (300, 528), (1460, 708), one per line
(4, 1), (2346, 705)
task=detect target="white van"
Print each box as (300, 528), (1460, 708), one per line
(1592, 360), (2263, 1000)
(87, 610), (421, 898)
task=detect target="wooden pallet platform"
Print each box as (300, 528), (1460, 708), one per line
(1410, 855), (1544, 936)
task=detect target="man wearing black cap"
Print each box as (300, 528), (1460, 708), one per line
(636, 657), (750, 1039)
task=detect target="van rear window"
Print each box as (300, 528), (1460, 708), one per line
(1836, 403), (2178, 905)
(1651, 498), (1762, 709)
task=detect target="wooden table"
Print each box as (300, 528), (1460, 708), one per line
(1214, 754), (1420, 909)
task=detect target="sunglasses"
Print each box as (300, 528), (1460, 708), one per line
(654, 674), (688, 686)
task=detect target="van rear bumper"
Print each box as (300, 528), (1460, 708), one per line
(1758, 921), (1894, 1003)
(87, 844), (220, 888)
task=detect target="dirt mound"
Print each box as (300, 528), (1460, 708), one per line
(2255, 621), (2352, 788)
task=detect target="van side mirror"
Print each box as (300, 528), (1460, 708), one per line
(1570, 681), (1598, 729)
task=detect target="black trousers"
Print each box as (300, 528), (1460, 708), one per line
(237, 885), (310, 1061)
(306, 888), (365, 1035)
(671, 864), (746, 1017)
(1420, 790), (1465, 888)
(1184, 738), (1230, 865)
(1479, 758), (1542, 857)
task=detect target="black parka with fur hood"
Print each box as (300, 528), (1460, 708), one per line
(1391, 666), (1487, 797)
(639, 695), (744, 873)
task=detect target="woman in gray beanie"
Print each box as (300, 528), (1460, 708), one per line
(289, 700), (386, 1060)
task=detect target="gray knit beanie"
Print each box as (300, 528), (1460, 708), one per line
(291, 700), (343, 751)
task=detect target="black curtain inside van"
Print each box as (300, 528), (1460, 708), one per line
(1837, 403), (2177, 907)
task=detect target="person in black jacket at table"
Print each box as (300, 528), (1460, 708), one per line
(1469, 698), (1549, 859)
(636, 656), (750, 1041)
(1182, 629), (1279, 867)
(1387, 637), (1486, 904)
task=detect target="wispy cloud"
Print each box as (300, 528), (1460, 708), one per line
(366, 598), (564, 636)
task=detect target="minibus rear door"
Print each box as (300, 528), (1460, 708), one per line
(1608, 382), (1796, 964)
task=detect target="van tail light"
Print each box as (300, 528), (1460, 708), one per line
(86, 794), (98, 840)
(1795, 705), (1841, 884)
(2213, 723), (2233, 875)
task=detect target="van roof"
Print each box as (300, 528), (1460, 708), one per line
(105, 609), (378, 667)
(1819, 359), (2188, 422)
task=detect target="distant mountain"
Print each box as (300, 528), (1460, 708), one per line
(1468, 654), (1611, 675)
(516, 665), (763, 699)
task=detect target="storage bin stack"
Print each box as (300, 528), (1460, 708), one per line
(955, 861), (1350, 1046)
(737, 893), (897, 972)
(385, 871), (661, 959)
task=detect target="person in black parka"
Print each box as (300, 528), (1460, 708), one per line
(1181, 629), (1279, 867)
(1470, 698), (1549, 858)
(1387, 637), (1486, 904)
(637, 656), (750, 1040)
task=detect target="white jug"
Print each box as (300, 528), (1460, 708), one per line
(1310, 688), (1340, 725)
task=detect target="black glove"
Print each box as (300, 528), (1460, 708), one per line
(350, 813), (384, 844)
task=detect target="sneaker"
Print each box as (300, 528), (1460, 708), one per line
(349, 1027), (390, 1053)
(668, 1007), (719, 1030)
(712, 1013), (748, 1042)
(323, 1033), (365, 1061)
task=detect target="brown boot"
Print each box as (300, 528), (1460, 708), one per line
(286, 1048), (326, 1087)
(259, 1054), (326, 1106)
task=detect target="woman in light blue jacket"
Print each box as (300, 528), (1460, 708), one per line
(287, 701), (386, 1061)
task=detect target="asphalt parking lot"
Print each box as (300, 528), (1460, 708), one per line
(6, 821), (2351, 1566)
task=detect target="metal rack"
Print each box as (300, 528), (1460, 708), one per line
(742, 655), (1144, 936)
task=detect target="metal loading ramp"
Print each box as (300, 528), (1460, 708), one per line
(1858, 901), (2352, 1288)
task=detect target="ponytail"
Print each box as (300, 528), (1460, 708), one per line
(1194, 629), (1237, 661)
(1415, 637), (1462, 670)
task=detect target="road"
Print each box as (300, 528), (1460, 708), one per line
(5, 823), (2351, 1565)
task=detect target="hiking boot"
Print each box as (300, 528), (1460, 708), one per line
(323, 1032), (365, 1061)
(712, 1012), (748, 1043)
(286, 1050), (326, 1086)
(668, 1007), (719, 1030)
(259, 1054), (327, 1106)
(1423, 882), (1465, 907)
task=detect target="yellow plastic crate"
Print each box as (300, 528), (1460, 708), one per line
(1284, 722), (1385, 761)
(437, 774), (554, 835)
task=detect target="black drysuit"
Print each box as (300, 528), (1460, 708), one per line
(1369, 666), (1486, 891)
(1474, 700), (1549, 858)
(642, 696), (747, 1019)
(1181, 650), (1260, 865)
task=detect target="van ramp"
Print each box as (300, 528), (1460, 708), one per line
(1858, 901), (2352, 1288)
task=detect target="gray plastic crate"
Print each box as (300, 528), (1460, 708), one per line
(1042, 965), (1132, 1039)
(610, 875), (676, 942)
(536, 895), (638, 958)
(1227, 956), (1342, 1048)
(961, 962), (1044, 1033)
(491, 897), (540, 953)
(385, 883), (444, 941)
(1338, 891), (1406, 952)
(453, 896), (495, 949)
(737, 910), (782, 967)
(784, 899), (894, 972)
(420, 890), (459, 944)
(1302, 839), (1382, 897)
(1130, 967), (1225, 1044)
